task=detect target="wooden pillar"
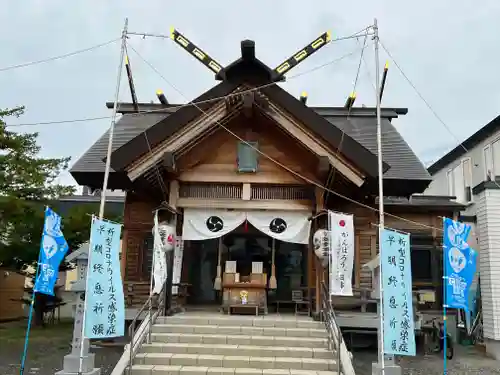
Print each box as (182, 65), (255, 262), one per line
(431, 215), (441, 309)
(120, 192), (129, 283)
(313, 186), (325, 316)
(315, 257), (321, 315)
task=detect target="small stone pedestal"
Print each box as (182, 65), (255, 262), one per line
(372, 362), (402, 375)
(56, 244), (101, 375)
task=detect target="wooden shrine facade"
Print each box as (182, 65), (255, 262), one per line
(70, 38), (464, 313)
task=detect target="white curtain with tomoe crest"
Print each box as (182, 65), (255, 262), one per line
(328, 211), (355, 296)
(245, 210), (311, 244)
(182, 209), (247, 240)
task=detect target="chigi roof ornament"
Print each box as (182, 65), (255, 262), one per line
(168, 27), (332, 83)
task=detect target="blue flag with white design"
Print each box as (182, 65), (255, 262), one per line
(443, 217), (477, 311)
(33, 207), (69, 296)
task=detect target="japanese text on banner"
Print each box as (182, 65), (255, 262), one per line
(84, 218), (125, 339)
(381, 229), (416, 356)
(328, 212), (354, 296)
(443, 218), (476, 310)
(34, 207), (69, 296)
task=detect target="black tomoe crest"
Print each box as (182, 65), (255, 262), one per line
(206, 216), (224, 232)
(269, 218), (287, 234)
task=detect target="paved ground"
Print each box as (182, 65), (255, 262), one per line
(0, 320), (123, 375)
(2, 319), (500, 374)
(352, 345), (500, 375)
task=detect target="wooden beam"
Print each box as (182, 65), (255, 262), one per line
(242, 92), (255, 118)
(177, 197), (312, 211)
(262, 103), (365, 187)
(317, 156), (330, 176)
(132, 176), (165, 202)
(126, 102), (227, 180)
(169, 180), (179, 209)
(162, 152), (177, 173)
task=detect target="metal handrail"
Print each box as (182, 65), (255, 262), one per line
(320, 281), (355, 375)
(127, 279), (168, 373)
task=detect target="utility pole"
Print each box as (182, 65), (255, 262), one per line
(98, 18), (128, 219)
(55, 18), (128, 375)
(372, 18), (402, 375)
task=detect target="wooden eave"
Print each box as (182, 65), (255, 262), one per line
(125, 92), (368, 187)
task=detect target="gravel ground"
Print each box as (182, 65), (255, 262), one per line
(352, 345), (500, 375)
(2, 320), (499, 375)
(0, 320), (124, 375)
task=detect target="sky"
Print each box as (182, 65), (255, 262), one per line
(1, 0), (499, 189)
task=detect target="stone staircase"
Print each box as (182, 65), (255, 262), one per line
(129, 313), (338, 375)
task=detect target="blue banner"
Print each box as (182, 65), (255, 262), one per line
(34, 207), (69, 296)
(381, 228), (416, 356)
(84, 217), (125, 338)
(443, 218), (477, 311)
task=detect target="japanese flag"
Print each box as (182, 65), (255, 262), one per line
(328, 212), (355, 296)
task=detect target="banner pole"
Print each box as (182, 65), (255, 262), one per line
(148, 211), (158, 344)
(20, 206), (49, 375)
(78, 216), (96, 375)
(442, 217), (447, 375)
(19, 231), (44, 375)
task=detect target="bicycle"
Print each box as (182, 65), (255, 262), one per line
(424, 318), (454, 360)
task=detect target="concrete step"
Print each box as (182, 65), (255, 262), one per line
(130, 364), (338, 375)
(141, 343), (333, 359)
(152, 324), (327, 338)
(134, 353), (336, 371)
(150, 333), (328, 348)
(157, 315), (323, 330)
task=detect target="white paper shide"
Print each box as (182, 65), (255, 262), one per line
(328, 211), (355, 296)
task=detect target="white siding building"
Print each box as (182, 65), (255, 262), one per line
(425, 114), (500, 358)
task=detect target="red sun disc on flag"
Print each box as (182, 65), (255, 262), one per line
(339, 220), (346, 227)
(167, 234), (174, 243)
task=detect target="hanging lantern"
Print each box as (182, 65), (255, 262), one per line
(313, 229), (330, 266)
(156, 222), (176, 252)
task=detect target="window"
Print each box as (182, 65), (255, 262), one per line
(142, 233), (154, 279)
(446, 159), (472, 203)
(463, 158), (472, 202)
(446, 170), (454, 196)
(237, 141), (259, 173)
(493, 139), (500, 177)
(410, 234), (434, 283)
(484, 144), (493, 180)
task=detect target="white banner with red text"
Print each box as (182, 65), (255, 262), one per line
(328, 211), (355, 296)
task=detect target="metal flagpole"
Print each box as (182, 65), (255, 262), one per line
(19, 207), (46, 375)
(374, 18), (387, 375)
(149, 211), (159, 344)
(442, 216), (448, 375)
(98, 18), (128, 220)
(77, 18), (128, 375)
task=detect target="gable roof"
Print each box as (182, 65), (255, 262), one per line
(317, 110), (430, 181)
(109, 82), (239, 172)
(70, 104), (430, 189)
(108, 81), (387, 178)
(428, 114), (500, 175)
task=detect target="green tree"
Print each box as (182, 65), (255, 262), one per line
(0, 107), (124, 326)
(0, 106), (76, 270)
(0, 106), (119, 270)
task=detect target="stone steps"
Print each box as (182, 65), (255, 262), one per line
(152, 324), (327, 338)
(150, 333), (328, 347)
(135, 353), (335, 371)
(140, 343), (332, 359)
(156, 316), (323, 330)
(129, 314), (337, 375)
(130, 365), (338, 375)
